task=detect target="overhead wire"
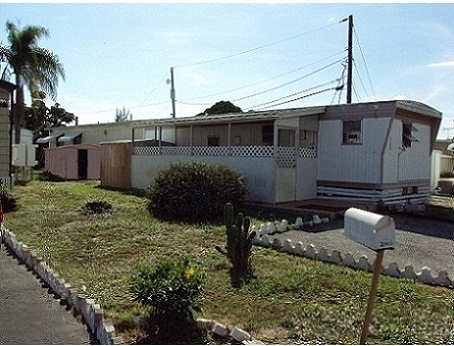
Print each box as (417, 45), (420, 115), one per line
(353, 60), (370, 99)
(177, 49), (346, 102)
(353, 26), (375, 98)
(173, 21), (342, 69)
(230, 59), (343, 103)
(253, 87), (337, 111)
(331, 63), (346, 104)
(246, 78), (340, 111)
(139, 70), (169, 105)
(78, 16), (352, 116)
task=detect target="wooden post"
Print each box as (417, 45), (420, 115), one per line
(360, 249), (385, 344)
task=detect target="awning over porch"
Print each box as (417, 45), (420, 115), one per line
(36, 133), (64, 144)
(58, 133), (81, 143)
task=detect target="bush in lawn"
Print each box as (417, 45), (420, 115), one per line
(146, 161), (247, 223)
(82, 200), (113, 215)
(0, 180), (18, 213)
(130, 259), (207, 344)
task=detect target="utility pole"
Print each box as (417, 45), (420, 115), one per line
(170, 67), (176, 118)
(346, 14), (353, 104)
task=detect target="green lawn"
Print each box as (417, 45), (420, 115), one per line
(3, 180), (454, 344)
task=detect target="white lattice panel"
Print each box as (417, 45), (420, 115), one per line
(231, 146), (274, 157)
(161, 146), (192, 155)
(193, 146), (230, 156)
(277, 147), (295, 168)
(133, 145), (275, 158)
(299, 147), (317, 158)
(133, 146), (160, 155)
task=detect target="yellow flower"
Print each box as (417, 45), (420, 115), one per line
(183, 267), (195, 280)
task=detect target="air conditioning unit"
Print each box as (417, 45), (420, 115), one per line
(346, 131), (361, 143)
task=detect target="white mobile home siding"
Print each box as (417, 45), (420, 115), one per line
(318, 117), (390, 184)
(54, 123), (147, 146)
(382, 121), (431, 183)
(131, 155), (276, 203)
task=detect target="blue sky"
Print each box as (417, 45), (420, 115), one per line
(0, 3), (453, 139)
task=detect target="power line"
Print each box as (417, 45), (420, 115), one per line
(252, 87), (337, 111)
(177, 50), (346, 102)
(176, 100), (212, 106)
(353, 26), (375, 98)
(331, 64), (346, 105)
(139, 70), (169, 105)
(353, 60), (370, 99)
(173, 21), (342, 69)
(231, 59), (343, 103)
(246, 79), (339, 110)
(352, 82), (361, 102)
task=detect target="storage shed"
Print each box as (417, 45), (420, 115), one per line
(44, 144), (100, 180)
(100, 141), (131, 189)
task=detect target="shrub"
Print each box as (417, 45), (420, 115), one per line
(146, 161), (247, 223)
(0, 180), (18, 213)
(130, 259), (206, 343)
(82, 201), (113, 215)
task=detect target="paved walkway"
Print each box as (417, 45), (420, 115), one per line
(269, 212), (454, 279)
(0, 244), (93, 345)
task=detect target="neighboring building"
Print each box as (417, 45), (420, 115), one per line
(40, 99), (442, 206)
(12, 126), (37, 181)
(120, 100), (441, 206)
(433, 138), (454, 177)
(45, 121), (149, 146)
(0, 80), (15, 189)
(38, 120), (148, 178)
(44, 144), (100, 180)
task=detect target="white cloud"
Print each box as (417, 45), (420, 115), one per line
(428, 61), (454, 68)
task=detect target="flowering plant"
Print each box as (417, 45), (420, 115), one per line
(130, 258), (205, 323)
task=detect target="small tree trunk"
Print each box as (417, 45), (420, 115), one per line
(14, 76), (24, 144)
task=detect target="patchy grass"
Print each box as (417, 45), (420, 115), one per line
(3, 180), (454, 344)
(425, 196), (454, 222)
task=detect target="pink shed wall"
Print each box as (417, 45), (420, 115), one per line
(87, 148), (101, 179)
(66, 148), (78, 180)
(44, 144), (101, 180)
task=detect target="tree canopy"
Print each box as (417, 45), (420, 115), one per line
(24, 90), (74, 142)
(115, 106), (132, 122)
(197, 101), (242, 116)
(0, 21), (65, 143)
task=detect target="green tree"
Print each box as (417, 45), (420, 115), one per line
(197, 100), (242, 116)
(115, 106), (132, 122)
(24, 90), (74, 141)
(0, 21), (65, 144)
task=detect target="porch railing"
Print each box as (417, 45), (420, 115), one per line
(132, 145), (317, 159)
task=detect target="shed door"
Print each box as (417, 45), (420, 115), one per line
(78, 149), (88, 180)
(275, 127), (296, 202)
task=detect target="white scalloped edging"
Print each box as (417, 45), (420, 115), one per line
(253, 234), (454, 289)
(1, 229), (124, 345)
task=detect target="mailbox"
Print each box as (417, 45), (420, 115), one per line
(344, 208), (395, 251)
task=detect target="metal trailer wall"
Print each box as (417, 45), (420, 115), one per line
(131, 154), (276, 204)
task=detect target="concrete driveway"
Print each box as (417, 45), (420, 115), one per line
(0, 244), (93, 345)
(268, 213), (454, 279)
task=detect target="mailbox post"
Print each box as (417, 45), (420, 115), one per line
(344, 208), (395, 344)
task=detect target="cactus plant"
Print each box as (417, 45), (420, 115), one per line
(215, 203), (256, 279)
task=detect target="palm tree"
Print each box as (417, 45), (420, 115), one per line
(0, 21), (65, 144)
